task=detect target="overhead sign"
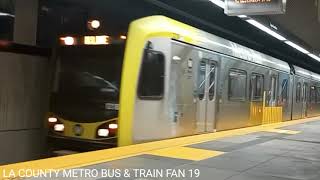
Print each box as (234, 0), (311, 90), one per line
(225, 0), (286, 16)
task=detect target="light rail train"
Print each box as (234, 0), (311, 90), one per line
(47, 16), (320, 151)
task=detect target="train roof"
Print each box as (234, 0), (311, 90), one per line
(293, 65), (320, 82)
(130, 16), (291, 73)
(194, 30), (291, 73)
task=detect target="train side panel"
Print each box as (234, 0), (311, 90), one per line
(118, 16), (319, 146)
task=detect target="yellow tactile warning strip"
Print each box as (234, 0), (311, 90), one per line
(264, 129), (301, 135)
(0, 116), (319, 179)
(146, 147), (224, 161)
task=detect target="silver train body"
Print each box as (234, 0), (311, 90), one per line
(132, 34), (320, 143)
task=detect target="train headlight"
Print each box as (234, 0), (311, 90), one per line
(48, 117), (58, 123)
(48, 116), (64, 133)
(96, 121), (117, 138)
(60, 36), (75, 46)
(97, 129), (109, 137)
(88, 20), (101, 30)
(54, 124), (65, 132)
(108, 123), (118, 129)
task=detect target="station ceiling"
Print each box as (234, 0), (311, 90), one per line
(268, 0), (320, 54)
(67, 0), (320, 51)
(2, 0), (320, 72)
(36, 0), (320, 73)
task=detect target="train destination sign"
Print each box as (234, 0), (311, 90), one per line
(225, 0), (286, 16)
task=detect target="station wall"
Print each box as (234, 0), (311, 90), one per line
(0, 50), (50, 165)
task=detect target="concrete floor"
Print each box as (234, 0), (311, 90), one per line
(27, 120), (320, 180)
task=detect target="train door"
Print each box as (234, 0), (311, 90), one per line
(279, 73), (290, 121)
(269, 75), (278, 107)
(196, 58), (217, 133)
(170, 42), (198, 137)
(302, 82), (308, 117)
(292, 77), (303, 119)
(309, 84), (317, 117)
(288, 74), (295, 120)
(170, 41), (218, 135)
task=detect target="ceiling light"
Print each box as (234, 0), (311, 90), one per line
(238, 15), (248, 18)
(0, 12), (14, 17)
(208, 0), (225, 9)
(246, 19), (287, 41)
(308, 54), (320, 61)
(285, 41), (310, 54)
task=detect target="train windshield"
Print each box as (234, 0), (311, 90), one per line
(51, 44), (124, 123)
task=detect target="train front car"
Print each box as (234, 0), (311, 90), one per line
(47, 38), (125, 152)
(47, 16), (320, 151)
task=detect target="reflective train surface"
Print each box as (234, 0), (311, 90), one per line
(47, 16), (320, 151)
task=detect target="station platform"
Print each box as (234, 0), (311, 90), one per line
(2, 117), (320, 180)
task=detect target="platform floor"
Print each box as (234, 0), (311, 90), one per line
(36, 120), (320, 179)
(4, 117), (320, 180)
(79, 120), (320, 180)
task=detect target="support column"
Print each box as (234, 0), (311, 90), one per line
(318, 0), (320, 23)
(13, 0), (39, 45)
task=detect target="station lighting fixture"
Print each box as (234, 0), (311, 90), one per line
(0, 12), (14, 17)
(246, 19), (287, 41)
(208, 0), (225, 8)
(309, 54), (320, 61)
(207, 0), (320, 62)
(120, 35), (127, 40)
(237, 15), (248, 18)
(284, 41), (310, 54)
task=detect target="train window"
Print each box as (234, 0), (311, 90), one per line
(198, 60), (206, 100)
(310, 86), (316, 103)
(208, 63), (216, 101)
(296, 83), (301, 103)
(250, 73), (264, 101)
(138, 49), (165, 100)
(270, 76), (277, 101)
(228, 69), (247, 101)
(280, 79), (288, 102)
